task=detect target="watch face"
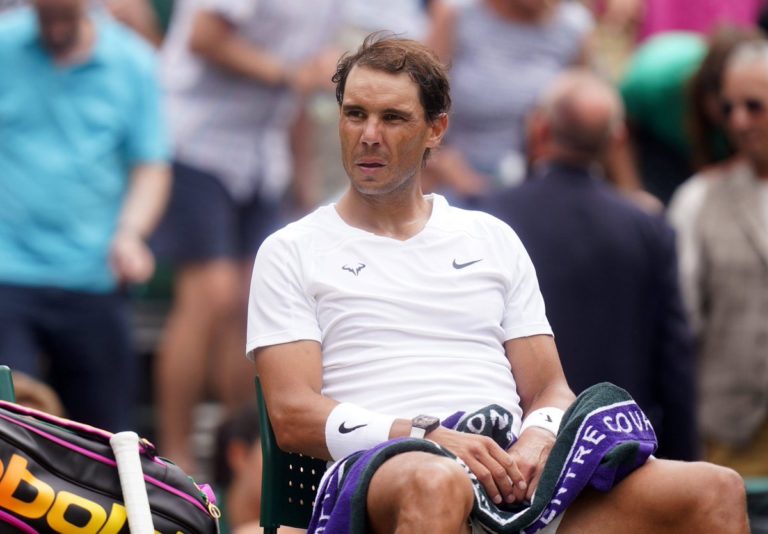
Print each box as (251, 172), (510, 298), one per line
(412, 415), (440, 432)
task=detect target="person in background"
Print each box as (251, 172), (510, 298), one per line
(0, 0), (170, 431)
(424, 0), (594, 199)
(212, 405), (304, 534)
(686, 25), (765, 172)
(668, 40), (768, 477)
(0, 0), (163, 46)
(618, 31), (707, 204)
(12, 371), (66, 418)
(152, 0), (340, 475)
(619, 25), (765, 204)
(481, 69), (697, 461)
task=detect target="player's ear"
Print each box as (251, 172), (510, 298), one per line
(426, 113), (449, 149)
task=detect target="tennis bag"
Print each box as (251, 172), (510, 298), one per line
(0, 400), (220, 533)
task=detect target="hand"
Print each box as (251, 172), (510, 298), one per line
(506, 427), (556, 502)
(424, 147), (491, 197)
(109, 229), (155, 285)
(429, 427), (527, 505)
(601, 0), (644, 30)
(287, 46), (344, 94)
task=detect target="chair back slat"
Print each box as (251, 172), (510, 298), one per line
(0, 366), (16, 402)
(256, 377), (326, 531)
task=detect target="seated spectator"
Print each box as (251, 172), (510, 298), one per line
(12, 371), (65, 417)
(212, 404), (304, 534)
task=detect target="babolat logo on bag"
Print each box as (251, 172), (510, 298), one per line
(0, 401), (220, 533)
(0, 451), (132, 532)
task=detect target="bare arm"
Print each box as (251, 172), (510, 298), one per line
(252, 340), (336, 459)
(287, 104), (321, 216)
(508, 335), (574, 414)
(506, 334), (575, 500)
(188, 11), (339, 92)
(425, 0), (457, 64)
(110, 162), (170, 284)
(423, 3), (494, 197)
(188, 10), (288, 86)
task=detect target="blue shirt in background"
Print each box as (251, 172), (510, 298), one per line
(0, 8), (168, 292)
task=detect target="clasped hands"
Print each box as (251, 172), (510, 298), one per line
(429, 426), (555, 506)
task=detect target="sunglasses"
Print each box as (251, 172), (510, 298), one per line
(720, 98), (766, 118)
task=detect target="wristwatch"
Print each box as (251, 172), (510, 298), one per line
(410, 415), (440, 439)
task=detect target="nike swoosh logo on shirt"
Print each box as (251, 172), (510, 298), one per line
(452, 259), (483, 269)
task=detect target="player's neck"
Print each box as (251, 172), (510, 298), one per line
(336, 188), (433, 241)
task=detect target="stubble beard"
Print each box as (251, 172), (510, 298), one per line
(349, 167), (420, 202)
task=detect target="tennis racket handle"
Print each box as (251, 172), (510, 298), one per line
(110, 431), (155, 533)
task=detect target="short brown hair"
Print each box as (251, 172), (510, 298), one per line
(332, 32), (451, 122)
(686, 26), (765, 169)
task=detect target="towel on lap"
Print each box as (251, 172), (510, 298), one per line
(308, 382), (657, 534)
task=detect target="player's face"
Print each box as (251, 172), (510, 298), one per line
(34, 0), (85, 56)
(721, 63), (768, 164)
(339, 66), (446, 197)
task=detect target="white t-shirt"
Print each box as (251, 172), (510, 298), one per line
(247, 194), (553, 432)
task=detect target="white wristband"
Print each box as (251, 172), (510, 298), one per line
(520, 407), (564, 437)
(325, 403), (397, 461)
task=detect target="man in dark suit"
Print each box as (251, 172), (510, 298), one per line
(481, 69), (697, 460)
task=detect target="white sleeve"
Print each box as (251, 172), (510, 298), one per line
(246, 233), (321, 358)
(499, 226), (554, 340)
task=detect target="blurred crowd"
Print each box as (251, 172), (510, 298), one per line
(1, 0), (768, 531)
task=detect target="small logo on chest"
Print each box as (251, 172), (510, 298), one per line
(452, 258), (483, 270)
(342, 263), (366, 276)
